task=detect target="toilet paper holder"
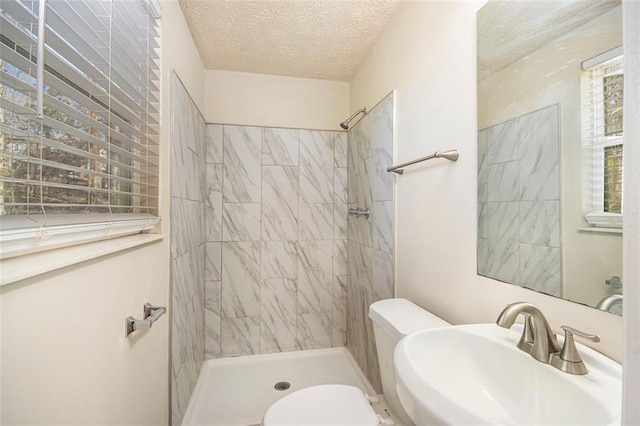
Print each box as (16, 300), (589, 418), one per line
(126, 303), (166, 337)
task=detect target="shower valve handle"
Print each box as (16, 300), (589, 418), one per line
(348, 207), (370, 219)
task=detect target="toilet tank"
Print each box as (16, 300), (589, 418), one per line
(368, 298), (450, 424)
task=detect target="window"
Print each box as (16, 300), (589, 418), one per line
(0, 0), (161, 258)
(581, 47), (623, 228)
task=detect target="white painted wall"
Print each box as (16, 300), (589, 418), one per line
(350, 0), (623, 362)
(1, 243), (168, 424)
(203, 69), (350, 131)
(0, 1), (205, 423)
(622, 0), (640, 421)
(478, 7), (623, 308)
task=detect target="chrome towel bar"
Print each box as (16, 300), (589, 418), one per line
(387, 149), (459, 175)
(126, 303), (167, 336)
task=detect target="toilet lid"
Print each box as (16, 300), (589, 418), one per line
(262, 384), (379, 425)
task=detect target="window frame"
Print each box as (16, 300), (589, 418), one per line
(0, 0), (162, 260)
(582, 51), (624, 229)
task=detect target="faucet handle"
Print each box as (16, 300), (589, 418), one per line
(516, 314), (534, 354)
(561, 326), (600, 343)
(549, 326), (600, 375)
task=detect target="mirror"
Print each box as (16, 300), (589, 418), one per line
(476, 0), (623, 314)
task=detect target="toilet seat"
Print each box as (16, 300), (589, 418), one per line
(262, 384), (380, 425)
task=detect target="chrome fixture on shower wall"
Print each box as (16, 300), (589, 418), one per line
(340, 107), (367, 130)
(348, 207), (370, 218)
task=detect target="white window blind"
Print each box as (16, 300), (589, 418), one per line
(581, 49), (623, 229)
(0, 0), (161, 258)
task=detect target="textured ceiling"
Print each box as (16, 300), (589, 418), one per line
(179, 0), (402, 81)
(477, 0), (620, 81)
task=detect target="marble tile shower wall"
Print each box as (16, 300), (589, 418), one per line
(346, 93), (395, 393)
(204, 124), (348, 358)
(477, 104), (562, 297)
(170, 75), (207, 426)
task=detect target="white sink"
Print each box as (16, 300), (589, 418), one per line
(394, 324), (622, 425)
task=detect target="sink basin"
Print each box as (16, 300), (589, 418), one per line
(394, 324), (621, 425)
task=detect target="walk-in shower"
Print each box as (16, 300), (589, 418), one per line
(171, 90), (397, 425)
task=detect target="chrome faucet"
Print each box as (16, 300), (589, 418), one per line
(496, 302), (561, 364)
(497, 302), (601, 375)
(595, 294), (623, 312)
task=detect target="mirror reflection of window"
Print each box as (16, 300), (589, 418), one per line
(604, 144), (623, 213)
(582, 50), (624, 227)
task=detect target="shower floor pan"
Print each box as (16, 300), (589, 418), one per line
(182, 347), (378, 426)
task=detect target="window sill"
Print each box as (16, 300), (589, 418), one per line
(578, 227), (623, 235)
(0, 214), (159, 259)
(584, 212), (623, 229)
(0, 233), (164, 287)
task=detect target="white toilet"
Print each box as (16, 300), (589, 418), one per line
(262, 298), (451, 425)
